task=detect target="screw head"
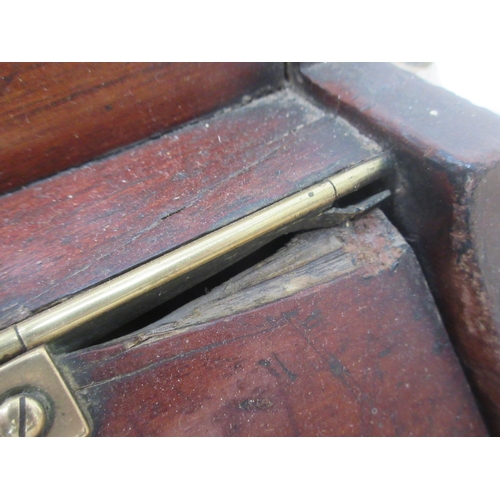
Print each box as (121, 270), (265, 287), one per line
(0, 394), (46, 437)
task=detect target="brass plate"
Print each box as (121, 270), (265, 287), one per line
(0, 346), (90, 437)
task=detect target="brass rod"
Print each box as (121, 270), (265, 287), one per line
(0, 155), (391, 363)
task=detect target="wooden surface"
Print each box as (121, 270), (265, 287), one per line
(0, 63), (283, 193)
(2, 64), (490, 436)
(0, 89), (381, 334)
(297, 62), (500, 433)
(59, 211), (486, 436)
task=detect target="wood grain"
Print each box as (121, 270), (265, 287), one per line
(297, 62), (500, 432)
(60, 211), (486, 436)
(0, 89), (382, 336)
(0, 63), (283, 193)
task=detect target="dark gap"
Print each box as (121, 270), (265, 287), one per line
(100, 233), (293, 343)
(19, 396), (26, 437)
(335, 177), (391, 209)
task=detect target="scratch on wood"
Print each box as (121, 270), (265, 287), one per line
(257, 358), (281, 378)
(160, 206), (186, 221)
(238, 398), (274, 411)
(329, 354), (348, 379)
(273, 352), (297, 381)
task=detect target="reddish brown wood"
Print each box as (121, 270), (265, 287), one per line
(0, 63), (283, 193)
(0, 90), (382, 331)
(60, 212), (486, 436)
(297, 62), (500, 433)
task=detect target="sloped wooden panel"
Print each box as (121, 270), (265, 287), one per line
(60, 211), (486, 436)
(0, 90), (381, 332)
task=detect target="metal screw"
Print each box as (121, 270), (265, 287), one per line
(0, 394), (46, 437)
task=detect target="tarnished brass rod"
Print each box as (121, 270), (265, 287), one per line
(0, 155), (391, 363)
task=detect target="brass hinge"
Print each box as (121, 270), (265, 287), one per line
(0, 346), (89, 436)
(0, 155), (392, 436)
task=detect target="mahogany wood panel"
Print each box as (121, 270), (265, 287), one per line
(297, 62), (500, 433)
(0, 89), (382, 333)
(0, 63), (283, 193)
(60, 211), (486, 436)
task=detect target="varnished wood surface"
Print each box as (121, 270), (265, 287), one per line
(0, 63), (283, 193)
(297, 62), (500, 432)
(60, 211), (486, 436)
(0, 89), (381, 332)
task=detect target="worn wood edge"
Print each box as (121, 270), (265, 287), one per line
(295, 62), (500, 170)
